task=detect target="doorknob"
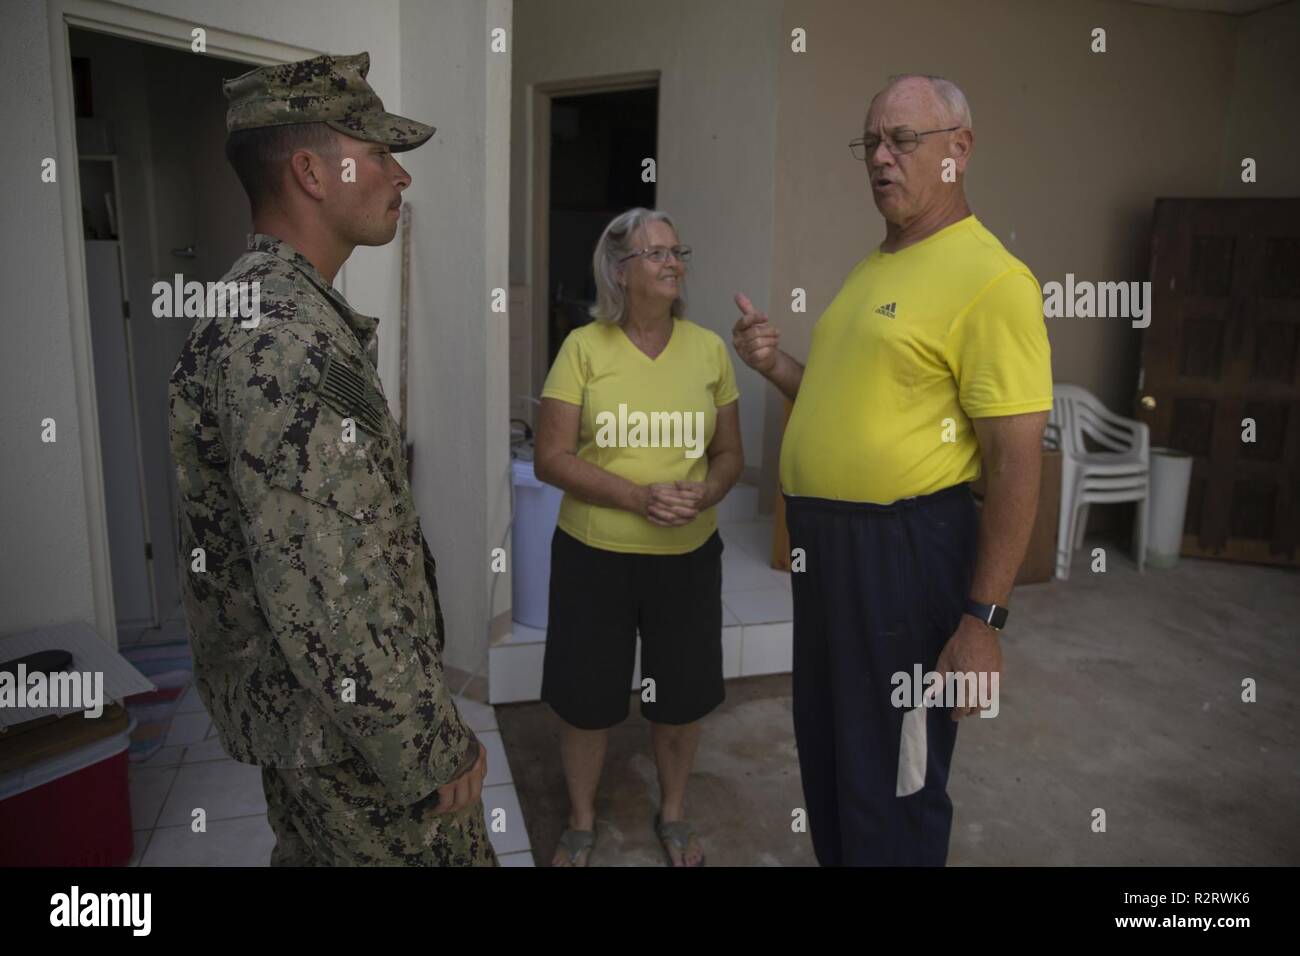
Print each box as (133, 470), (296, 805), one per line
(1140, 395), (1156, 410)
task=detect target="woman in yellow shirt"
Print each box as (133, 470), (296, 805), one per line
(534, 207), (743, 867)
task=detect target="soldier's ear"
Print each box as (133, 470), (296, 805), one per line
(288, 148), (328, 200)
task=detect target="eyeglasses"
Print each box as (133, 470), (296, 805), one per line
(620, 245), (692, 264)
(849, 127), (960, 160)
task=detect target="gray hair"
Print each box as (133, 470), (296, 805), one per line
(877, 73), (972, 128)
(590, 207), (686, 324)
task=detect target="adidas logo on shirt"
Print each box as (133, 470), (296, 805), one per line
(874, 301), (897, 318)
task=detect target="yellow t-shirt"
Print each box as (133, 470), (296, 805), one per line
(780, 216), (1052, 503)
(541, 317), (740, 554)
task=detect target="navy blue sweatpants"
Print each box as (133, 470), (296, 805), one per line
(784, 484), (979, 866)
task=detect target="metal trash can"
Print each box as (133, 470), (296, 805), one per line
(1146, 448), (1194, 569)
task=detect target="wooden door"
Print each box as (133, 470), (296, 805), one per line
(1139, 198), (1300, 566)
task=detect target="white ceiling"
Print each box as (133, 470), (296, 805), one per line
(1126, 0), (1289, 14)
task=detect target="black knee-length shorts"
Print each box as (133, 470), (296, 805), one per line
(541, 527), (726, 730)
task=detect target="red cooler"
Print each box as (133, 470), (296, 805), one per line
(0, 707), (135, 867)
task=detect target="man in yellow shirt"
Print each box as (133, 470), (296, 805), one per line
(733, 74), (1052, 865)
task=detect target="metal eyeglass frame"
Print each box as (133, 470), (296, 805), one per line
(849, 127), (961, 160)
(619, 245), (693, 264)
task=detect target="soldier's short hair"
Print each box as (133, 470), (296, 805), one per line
(224, 122), (340, 214)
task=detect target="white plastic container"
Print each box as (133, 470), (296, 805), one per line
(1146, 448), (1194, 569)
(511, 457), (565, 628)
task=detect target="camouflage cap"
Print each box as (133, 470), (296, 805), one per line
(223, 52), (434, 152)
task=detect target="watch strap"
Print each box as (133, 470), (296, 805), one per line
(965, 599), (1008, 630)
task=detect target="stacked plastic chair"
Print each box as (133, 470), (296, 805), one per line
(1046, 384), (1151, 580)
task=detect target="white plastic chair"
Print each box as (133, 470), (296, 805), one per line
(1046, 384), (1150, 579)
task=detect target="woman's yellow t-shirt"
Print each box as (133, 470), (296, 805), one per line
(541, 317), (740, 554)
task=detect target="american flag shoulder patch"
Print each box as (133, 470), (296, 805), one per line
(317, 352), (387, 436)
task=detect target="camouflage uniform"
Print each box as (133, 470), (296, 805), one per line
(167, 53), (495, 866)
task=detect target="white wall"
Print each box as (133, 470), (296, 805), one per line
(0, 0), (410, 642)
(400, 0), (513, 674)
(0, 0), (98, 634)
(509, 0), (783, 487)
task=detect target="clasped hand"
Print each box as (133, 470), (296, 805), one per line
(642, 480), (708, 527)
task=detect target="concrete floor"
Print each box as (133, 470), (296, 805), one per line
(496, 543), (1300, 866)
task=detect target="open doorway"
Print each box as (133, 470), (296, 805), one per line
(524, 77), (659, 412)
(544, 86), (658, 366)
(69, 28), (252, 641)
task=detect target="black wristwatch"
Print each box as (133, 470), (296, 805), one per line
(965, 599), (1008, 630)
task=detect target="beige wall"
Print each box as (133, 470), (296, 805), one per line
(1219, 0), (1300, 196)
(760, 0), (1257, 502)
(509, 0), (783, 482)
(510, 0), (1296, 513)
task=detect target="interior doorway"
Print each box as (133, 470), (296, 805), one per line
(69, 27), (253, 638)
(545, 86), (658, 365)
(527, 75), (659, 407)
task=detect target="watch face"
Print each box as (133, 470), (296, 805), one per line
(990, 605), (1009, 629)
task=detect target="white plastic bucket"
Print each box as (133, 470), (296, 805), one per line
(1146, 448), (1194, 569)
(511, 457), (564, 628)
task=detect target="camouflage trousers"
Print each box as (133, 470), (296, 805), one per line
(261, 753), (498, 867)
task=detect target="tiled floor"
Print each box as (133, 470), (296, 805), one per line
(117, 614), (188, 650)
(125, 669), (534, 866)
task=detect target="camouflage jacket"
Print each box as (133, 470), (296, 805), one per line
(168, 233), (474, 804)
